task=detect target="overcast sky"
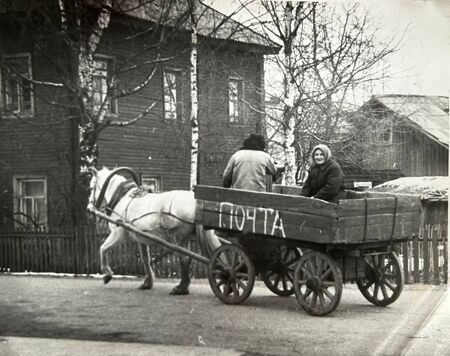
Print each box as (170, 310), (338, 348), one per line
(208, 0), (450, 104)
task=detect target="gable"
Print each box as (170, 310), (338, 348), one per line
(374, 95), (449, 149)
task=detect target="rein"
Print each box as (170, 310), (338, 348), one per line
(94, 167), (140, 210)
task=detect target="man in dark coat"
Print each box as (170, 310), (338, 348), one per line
(223, 134), (283, 192)
(300, 144), (345, 203)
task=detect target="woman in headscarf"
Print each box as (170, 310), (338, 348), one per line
(222, 134), (283, 192)
(300, 144), (345, 203)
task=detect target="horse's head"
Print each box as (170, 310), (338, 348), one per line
(88, 166), (139, 211)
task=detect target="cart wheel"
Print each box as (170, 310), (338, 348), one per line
(262, 247), (301, 297)
(357, 252), (403, 306)
(294, 251), (343, 316)
(208, 244), (255, 305)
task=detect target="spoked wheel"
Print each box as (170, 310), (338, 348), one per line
(208, 244), (255, 305)
(262, 247), (301, 297)
(294, 251), (343, 316)
(357, 252), (403, 306)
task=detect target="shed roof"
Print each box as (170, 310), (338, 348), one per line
(372, 95), (449, 148)
(371, 176), (449, 201)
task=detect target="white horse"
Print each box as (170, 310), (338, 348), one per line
(88, 166), (221, 295)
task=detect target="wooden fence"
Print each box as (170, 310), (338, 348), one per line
(0, 225), (447, 285)
(400, 223), (448, 285)
(0, 224), (208, 279)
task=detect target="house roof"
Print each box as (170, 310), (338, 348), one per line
(113, 0), (281, 52)
(0, 0), (281, 53)
(372, 95), (449, 149)
(371, 176), (449, 201)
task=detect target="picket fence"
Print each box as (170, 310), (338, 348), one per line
(0, 224), (208, 279)
(0, 224), (447, 284)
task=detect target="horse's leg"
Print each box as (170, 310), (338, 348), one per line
(170, 255), (192, 295)
(138, 243), (155, 290)
(100, 227), (126, 284)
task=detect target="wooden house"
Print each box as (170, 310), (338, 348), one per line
(355, 95), (448, 177)
(0, 1), (280, 230)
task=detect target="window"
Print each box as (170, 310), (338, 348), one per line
(163, 68), (182, 120)
(1, 54), (33, 115)
(13, 176), (47, 230)
(378, 129), (393, 143)
(228, 77), (243, 123)
(142, 176), (161, 193)
(92, 56), (117, 115)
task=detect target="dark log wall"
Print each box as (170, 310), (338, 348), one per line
(97, 26), (265, 190)
(0, 25), (74, 230)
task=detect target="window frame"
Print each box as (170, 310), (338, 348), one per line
(0, 53), (34, 117)
(92, 54), (118, 116)
(227, 76), (244, 124)
(141, 175), (162, 193)
(374, 121), (394, 144)
(13, 175), (48, 231)
(162, 67), (183, 121)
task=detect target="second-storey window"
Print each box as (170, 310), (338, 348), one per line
(13, 176), (47, 231)
(1, 54), (33, 115)
(228, 77), (243, 123)
(163, 68), (182, 120)
(92, 57), (117, 115)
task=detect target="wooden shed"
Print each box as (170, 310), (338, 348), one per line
(357, 95), (448, 177)
(371, 176), (448, 284)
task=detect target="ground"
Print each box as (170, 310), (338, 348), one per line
(0, 275), (448, 355)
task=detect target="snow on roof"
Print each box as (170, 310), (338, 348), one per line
(374, 95), (449, 148)
(371, 176), (449, 201)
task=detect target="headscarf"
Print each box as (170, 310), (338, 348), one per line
(241, 134), (266, 151)
(310, 144), (332, 167)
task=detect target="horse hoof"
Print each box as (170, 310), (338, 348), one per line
(169, 287), (189, 295)
(103, 275), (112, 284)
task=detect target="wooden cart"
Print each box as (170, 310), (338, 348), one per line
(194, 185), (421, 316)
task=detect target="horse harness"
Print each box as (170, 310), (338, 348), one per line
(94, 170), (194, 225)
(105, 180), (138, 216)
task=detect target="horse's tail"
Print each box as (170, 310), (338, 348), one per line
(196, 224), (222, 258)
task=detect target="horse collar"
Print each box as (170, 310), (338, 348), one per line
(105, 181), (138, 216)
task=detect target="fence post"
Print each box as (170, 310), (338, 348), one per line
(413, 234), (419, 283)
(432, 225), (440, 285)
(423, 224), (430, 284)
(401, 241), (410, 284)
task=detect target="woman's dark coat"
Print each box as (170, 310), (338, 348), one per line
(300, 145), (345, 203)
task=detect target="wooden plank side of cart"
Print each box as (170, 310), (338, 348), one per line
(194, 185), (421, 244)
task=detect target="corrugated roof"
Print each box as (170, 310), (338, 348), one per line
(371, 176), (449, 201)
(373, 95), (449, 148)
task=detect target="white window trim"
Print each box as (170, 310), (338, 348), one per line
(228, 76), (244, 124)
(162, 67), (183, 121)
(93, 54), (118, 117)
(13, 175), (48, 230)
(0, 52), (34, 117)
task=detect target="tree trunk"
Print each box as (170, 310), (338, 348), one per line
(189, 1), (199, 190)
(190, 30), (199, 190)
(282, 2), (297, 186)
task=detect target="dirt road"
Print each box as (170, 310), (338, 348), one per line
(0, 275), (446, 355)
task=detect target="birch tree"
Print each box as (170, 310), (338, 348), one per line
(251, 1), (399, 184)
(188, 0), (199, 190)
(260, 1), (316, 185)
